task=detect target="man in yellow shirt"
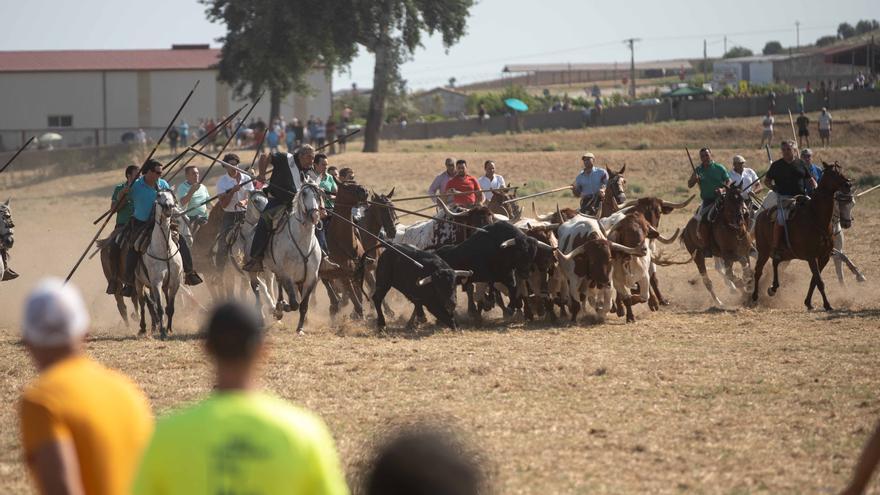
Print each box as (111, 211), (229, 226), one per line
(19, 278), (153, 495)
(133, 302), (349, 495)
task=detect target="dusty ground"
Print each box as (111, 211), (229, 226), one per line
(1, 113), (879, 493)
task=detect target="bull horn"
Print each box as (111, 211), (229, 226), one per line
(649, 226), (680, 244)
(555, 243), (586, 262)
(500, 238), (516, 248)
(388, 186), (395, 198)
(454, 270), (473, 279)
(417, 275), (433, 286)
(437, 198), (468, 217)
(610, 242), (647, 257)
(618, 199), (637, 208)
(661, 194), (695, 210)
(535, 239), (553, 249)
(597, 218), (608, 238)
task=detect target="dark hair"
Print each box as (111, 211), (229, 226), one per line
(204, 302), (264, 362)
(339, 167), (353, 179)
(699, 147), (711, 155)
(483, 160), (494, 168)
(456, 159), (467, 167)
(124, 165), (139, 178)
(143, 159), (163, 174)
(223, 153), (241, 165)
(314, 153), (328, 163)
(327, 166), (338, 174)
(365, 427), (483, 495)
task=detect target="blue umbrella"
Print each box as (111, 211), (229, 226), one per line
(504, 98), (529, 112)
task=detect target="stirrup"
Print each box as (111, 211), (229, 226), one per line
(243, 258), (264, 273)
(184, 272), (204, 286)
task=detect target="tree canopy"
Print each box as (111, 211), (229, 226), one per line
(816, 35), (838, 47)
(723, 46), (754, 59)
(838, 22), (856, 39)
(855, 19), (880, 35)
(762, 41), (783, 55)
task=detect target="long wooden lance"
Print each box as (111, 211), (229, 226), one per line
(685, 147), (697, 174)
(788, 109), (798, 143)
(176, 128), (362, 217)
(857, 183), (880, 197)
(91, 80), (201, 225)
(366, 199), (487, 232)
(0, 136), (35, 175)
(66, 81), (200, 284)
(164, 105), (246, 180)
(501, 185), (573, 204)
(397, 203), (439, 218)
(391, 186), (519, 202)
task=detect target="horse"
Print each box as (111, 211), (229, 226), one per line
(751, 162), (854, 310)
(135, 190), (183, 339)
(0, 199), (15, 282)
(261, 181), (323, 333)
(681, 183), (754, 306)
(361, 188), (399, 316)
(322, 180), (369, 318)
(99, 235), (140, 327)
(486, 187), (522, 222)
(600, 165), (628, 218)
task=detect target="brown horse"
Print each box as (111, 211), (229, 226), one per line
(486, 187), (522, 221)
(751, 162), (855, 310)
(324, 180), (369, 317)
(599, 165), (627, 218)
(361, 188), (399, 316)
(681, 184), (753, 306)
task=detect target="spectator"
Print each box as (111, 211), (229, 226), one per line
(314, 118), (327, 148)
(341, 105), (353, 124)
(364, 426), (484, 495)
(478, 103), (487, 122)
(266, 125), (280, 154)
(292, 118), (305, 148)
(856, 71), (866, 89)
(477, 160), (506, 201)
(768, 90), (777, 111)
(326, 117), (337, 154)
(444, 159), (483, 207)
(819, 107), (833, 148)
(19, 279), (153, 495)
(168, 127), (179, 154)
(796, 111), (811, 148)
(307, 116), (317, 146)
(337, 121), (348, 154)
(133, 302), (348, 495)
(179, 120), (189, 147)
(760, 111), (775, 149)
(796, 91), (805, 113)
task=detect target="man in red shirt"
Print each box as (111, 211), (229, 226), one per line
(443, 159), (484, 207)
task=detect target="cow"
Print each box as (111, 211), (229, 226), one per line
(395, 200), (494, 249)
(516, 224), (561, 320)
(434, 221), (551, 319)
(371, 243), (472, 331)
(556, 215), (646, 322)
(606, 211), (679, 322)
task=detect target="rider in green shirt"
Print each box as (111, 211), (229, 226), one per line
(106, 165), (139, 294)
(687, 148), (731, 241)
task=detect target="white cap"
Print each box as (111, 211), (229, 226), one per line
(22, 278), (89, 347)
(732, 155), (746, 165)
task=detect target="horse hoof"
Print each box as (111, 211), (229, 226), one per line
(273, 310), (284, 321)
(159, 332), (167, 341)
(288, 302), (299, 312)
(824, 305), (834, 312)
(857, 275), (867, 283)
(296, 329), (305, 336)
(767, 287), (777, 297)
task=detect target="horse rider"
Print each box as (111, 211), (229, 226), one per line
(762, 140), (816, 260)
(572, 152), (608, 215)
(444, 159), (484, 208)
(428, 157), (456, 206)
(477, 160), (506, 202)
(105, 165), (139, 293)
(215, 153), (254, 270)
(728, 155), (761, 194)
(176, 165), (210, 233)
(243, 145), (317, 272)
(800, 148), (823, 195)
(120, 159), (204, 296)
(314, 152), (337, 255)
(687, 147), (731, 245)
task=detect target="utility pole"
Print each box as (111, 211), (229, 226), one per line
(723, 35), (727, 55)
(703, 39), (708, 83)
(624, 38), (640, 98)
(795, 21), (800, 50)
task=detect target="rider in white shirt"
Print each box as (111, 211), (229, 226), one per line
(728, 155), (761, 194)
(477, 160), (505, 201)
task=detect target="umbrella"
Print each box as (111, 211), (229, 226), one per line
(504, 98), (529, 112)
(40, 132), (63, 142)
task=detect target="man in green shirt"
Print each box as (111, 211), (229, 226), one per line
(133, 302), (348, 495)
(106, 165), (138, 294)
(687, 147), (731, 242)
(314, 153), (337, 255)
(176, 166), (210, 231)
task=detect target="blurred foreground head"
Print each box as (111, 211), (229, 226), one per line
(23, 278), (89, 348)
(365, 425), (485, 495)
(204, 301), (264, 363)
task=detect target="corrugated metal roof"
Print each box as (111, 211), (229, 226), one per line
(504, 59), (694, 73)
(0, 48), (221, 72)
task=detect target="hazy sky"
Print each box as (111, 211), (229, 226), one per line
(0, 0), (876, 91)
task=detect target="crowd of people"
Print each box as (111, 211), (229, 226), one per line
(17, 280), (488, 494)
(761, 107), (834, 149)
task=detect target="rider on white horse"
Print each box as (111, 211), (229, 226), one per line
(120, 159), (204, 296)
(215, 153), (254, 271)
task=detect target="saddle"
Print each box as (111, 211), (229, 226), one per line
(770, 195), (808, 224)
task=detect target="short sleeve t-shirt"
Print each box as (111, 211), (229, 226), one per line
(444, 174), (482, 205)
(766, 158), (810, 196)
(132, 392), (348, 495)
(131, 177), (171, 222)
(112, 182), (135, 226)
(20, 356), (153, 495)
(477, 174), (505, 201)
(696, 162), (730, 201)
(216, 173), (255, 213)
(763, 116), (774, 131)
(318, 174), (337, 208)
(819, 112), (832, 130)
(574, 168), (609, 198)
(728, 167), (759, 191)
(177, 181), (210, 218)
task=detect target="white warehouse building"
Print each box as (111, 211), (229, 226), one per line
(0, 45), (332, 150)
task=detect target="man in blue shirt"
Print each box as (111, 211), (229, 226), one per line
(121, 159), (203, 296)
(572, 152), (608, 215)
(801, 148), (822, 195)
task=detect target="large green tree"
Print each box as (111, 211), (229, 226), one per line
(762, 41), (783, 55)
(202, 0), (356, 121)
(723, 46), (754, 59)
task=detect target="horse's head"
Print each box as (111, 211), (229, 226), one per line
(246, 190), (269, 225)
(155, 190), (177, 220)
(720, 182), (750, 230)
(821, 161), (855, 229)
(607, 165), (627, 204)
(296, 181), (322, 226)
(369, 187), (398, 238)
(337, 180), (368, 206)
(488, 187), (522, 221)
(0, 199), (13, 248)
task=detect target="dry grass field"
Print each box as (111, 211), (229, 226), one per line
(1, 110), (880, 493)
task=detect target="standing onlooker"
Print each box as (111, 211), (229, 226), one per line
(179, 119), (189, 147)
(337, 120), (348, 154)
(796, 91), (805, 113)
(314, 118), (327, 148)
(768, 90), (777, 111)
(428, 158), (456, 206)
(133, 302), (349, 495)
(760, 111), (775, 148)
(293, 118), (305, 148)
(818, 107), (833, 148)
(307, 116), (317, 146)
(285, 120), (296, 151)
(796, 111), (811, 148)
(20, 279), (153, 495)
(341, 105), (353, 124)
(168, 126), (179, 154)
(477, 160), (506, 201)
(478, 103), (487, 122)
(325, 117), (337, 154)
(266, 125), (280, 154)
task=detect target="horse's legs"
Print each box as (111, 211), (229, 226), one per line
(138, 295), (148, 336)
(371, 281), (391, 330)
(346, 279), (364, 319)
(281, 277), (300, 313)
(114, 293), (129, 328)
(295, 283), (315, 334)
(808, 256), (833, 311)
(751, 252), (769, 305)
(769, 258), (782, 297)
(739, 256), (754, 294)
(322, 278), (341, 316)
(716, 257), (737, 292)
(152, 286), (167, 340)
(165, 287), (176, 337)
(695, 252), (723, 306)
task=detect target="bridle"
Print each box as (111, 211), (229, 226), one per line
(145, 190), (182, 263)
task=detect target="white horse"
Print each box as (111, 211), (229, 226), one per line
(0, 199), (13, 282)
(259, 181), (323, 334)
(135, 190), (183, 340)
(215, 190), (277, 319)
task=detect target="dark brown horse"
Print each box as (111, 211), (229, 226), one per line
(599, 164), (627, 218)
(681, 184), (753, 306)
(361, 188), (399, 316)
(751, 162), (854, 310)
(324, 180), (369, 317)
(486, 187), (522, 221)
